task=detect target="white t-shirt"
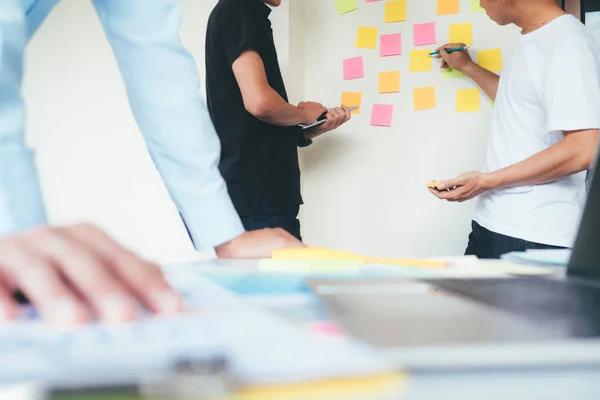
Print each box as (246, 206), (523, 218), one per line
(474, 15), (600, 248)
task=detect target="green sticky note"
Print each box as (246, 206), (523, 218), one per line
(470, 0), (485, 13)
(442, 68), (465, 79)
(336, 0), (358, 15)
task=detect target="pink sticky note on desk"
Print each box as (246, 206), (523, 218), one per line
(414, 22), (436, 46)
(371, 104), (394, 127)
(343, 56), (364, 80)
(380, 33), (402, 57)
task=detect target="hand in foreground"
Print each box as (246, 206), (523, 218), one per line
(297, 101), (328, 125)
(428, 171), (493, 202)
(435, 42), (474, 73)
(0, 224), (184, 325)
(305, 106), (352, 140)
(215, 228), (305, 259)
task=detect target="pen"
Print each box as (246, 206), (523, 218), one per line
(429, 46), (469, 56)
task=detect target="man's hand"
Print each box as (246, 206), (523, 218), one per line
(428, 171), (494, 202)
(214, 228), (305, 259)
(297, 101), (328, 125)
(305, 106), (352, 140)
(435, 43), (475, 73)
(0, 224), (184, 326)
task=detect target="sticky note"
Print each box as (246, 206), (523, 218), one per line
(385, 0), (406, 23)
(426, 181), (441, 188)
(341, 92), (362, 114)
(380, 33), (402, 57)
(413, 86), (436, 111)
(410, 50), (432, 72)
(478, 48), (503, 72)
(456, 88), (480, 112)
(442, 68), (465, 79)
(450, 23), (473, 45)
(356, 26), (379, 49)
(414, 22), (436, 46)
(379, 71), (400, 94)
(343, 57), (364, 80)
(371, 104), (394, 127)
(437, 0), (459, 15)
(336, 0), (358, 15)
(471, 0), (485, 13)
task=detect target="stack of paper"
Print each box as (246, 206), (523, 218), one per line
(500, 249), (571, 268)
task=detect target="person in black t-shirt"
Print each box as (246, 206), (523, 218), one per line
(206, 0), (351, 241)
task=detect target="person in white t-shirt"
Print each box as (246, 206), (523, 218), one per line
(429, 0), (600, 259)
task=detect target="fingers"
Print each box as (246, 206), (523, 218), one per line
(341, 105), (352, 122)
(63, 224), (183, 315)
(0, 275), (19, 322)
(0, 234), (91, 325)
(271, 228), (305, 249)
(437, 179), (461, 191)
(26, 226), (141, 323)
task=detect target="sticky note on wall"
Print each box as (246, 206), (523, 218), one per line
(414, 22), (436, 46)
(356, 26), (379, 49)
(413, 87), (436, 111)
(456, 88), (480, 112)
(379, 71), (400, 94)
(410, 50), (432, 72)
(341, 92), (362, 114)
(437, 0), (460, 15)
(477, 48), (503, 72)
(371, 104), (394, 127)
(385, 0), (406, 23)
(380, 33), (402, 57)
(471, 0), (485, 13)
(449, 23), (473, 45)
(442, 68), (465, 79)
(343, 57), (364, 80)
(336, 0), (358, 15)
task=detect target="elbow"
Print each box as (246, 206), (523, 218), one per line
(244, 95), (272, 120)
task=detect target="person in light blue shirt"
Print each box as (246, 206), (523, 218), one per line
(0, 0), (303, 325)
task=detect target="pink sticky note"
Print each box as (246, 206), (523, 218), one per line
(307, 321), (345, 337)
(365, 0), (381, 2)
(343, 56), (364, 80)
(414, 22), (436, 46)
(371, 104), (394, 127)
(380, 33), (402, 57)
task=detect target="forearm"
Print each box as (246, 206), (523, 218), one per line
(463, 63), (500, 101)
(486, 131), (598, 189)
(0, 1), (47, 236)
(249, 89), (308, 126)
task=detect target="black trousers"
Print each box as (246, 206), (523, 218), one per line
(465, 221), (566, 259)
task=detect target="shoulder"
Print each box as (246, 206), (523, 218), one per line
(209, 0), (251, 27)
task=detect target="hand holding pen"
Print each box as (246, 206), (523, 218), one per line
(432, 43), (474, 73)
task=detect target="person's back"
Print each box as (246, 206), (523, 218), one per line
(206, 0), (302, 218)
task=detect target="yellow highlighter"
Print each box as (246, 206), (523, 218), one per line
(272, 247), (446, 268)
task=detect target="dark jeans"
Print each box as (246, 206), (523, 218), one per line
(465, 221), (566, 259)
(241, 204), (302, 241)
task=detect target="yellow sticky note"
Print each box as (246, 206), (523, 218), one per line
(449, 23), (473, 45)
(437, 0), (460, 15)
(272, 247), (366, 261)
(356, 26), (379, 49)
(456, 88), (480, 112)
(385, 0), (406, 23)
(341, 92), (362, 114)
(378, 71), (400, 94)
(409, 50), (432, 72)
(478, 48), (503, 72)
(413, 86), (436, 111)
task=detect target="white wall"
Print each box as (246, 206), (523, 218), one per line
(22, 0), (289, 264)
(297, 0), (519, 257)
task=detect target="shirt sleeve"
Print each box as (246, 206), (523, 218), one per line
(0, 1), (48, 237)
(92, 0), (245, 250)
(543, 35), (600, 132)
(218, 7), (262, 67)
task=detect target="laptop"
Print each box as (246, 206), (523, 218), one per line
(307, 159), (600, 369)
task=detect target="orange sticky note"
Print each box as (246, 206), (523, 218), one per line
(385, 0), (406, 23)
(413, 86), (436, 111)
(356, 26), (379, 49)
(450, 23), (473, 45)
(341, 92), (363, 114)
(478, 48), (503, 72)
(426, 181), (441, 188)
(378, 71), (400, 94)
(437, 0), (460, 15)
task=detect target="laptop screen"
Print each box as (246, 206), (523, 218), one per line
(568, 145), (600, 278)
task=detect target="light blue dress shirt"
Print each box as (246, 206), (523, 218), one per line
(0, 0), (245, 249)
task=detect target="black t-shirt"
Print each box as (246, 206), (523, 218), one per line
(206, 0), (303, 217)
